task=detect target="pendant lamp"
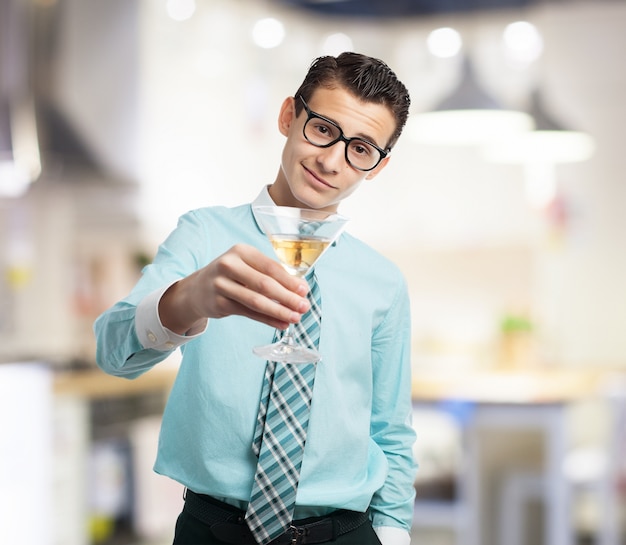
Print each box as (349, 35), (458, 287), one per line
(482, 88), (595, 208)
(482, 88), (595, 164)
(408, 56), (534, 146)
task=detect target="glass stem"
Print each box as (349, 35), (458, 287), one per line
(281, 271), (304, 347)
(283, 322), (297, 346)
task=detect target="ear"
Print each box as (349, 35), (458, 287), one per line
(364, 155), (391, 180)
(278, 96), (297, 137)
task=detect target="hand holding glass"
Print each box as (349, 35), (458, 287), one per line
(252, 205), (348, 363)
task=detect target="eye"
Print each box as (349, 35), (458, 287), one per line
(349, 140), (374, 157)
(312, 119), (339, 140)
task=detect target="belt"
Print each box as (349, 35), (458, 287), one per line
(183, 490), (370, 544)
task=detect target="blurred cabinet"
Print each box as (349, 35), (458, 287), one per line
(54, 395), (90, 545)
(53, 366), (181, 545)
(0, 178), (144, 366)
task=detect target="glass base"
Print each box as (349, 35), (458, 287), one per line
(253, 340), (321, 364)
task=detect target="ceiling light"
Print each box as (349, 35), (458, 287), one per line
(166, 0), (196, 22)
(252, 17), (285, 49)
(427, 27), (462, 59)
(408, 57), (534, 146)
(483, 89), (595, 164)
(321, 33), (353, 56)
(503, 21), (543, 64)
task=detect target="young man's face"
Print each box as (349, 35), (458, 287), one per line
(269, 86), (397, 212)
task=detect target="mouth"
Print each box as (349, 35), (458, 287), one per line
(303, 164), (337, 190)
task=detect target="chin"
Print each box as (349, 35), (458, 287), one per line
(291, 187), (339, 211)
(285, 188), (320, 210)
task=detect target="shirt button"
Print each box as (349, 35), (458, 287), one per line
(147, 331), (157, 343)
(165, 342), (175, 349)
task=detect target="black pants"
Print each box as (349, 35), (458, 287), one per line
(172, 504), (383, 545)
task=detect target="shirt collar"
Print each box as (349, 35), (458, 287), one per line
(251, 186), (275, 235)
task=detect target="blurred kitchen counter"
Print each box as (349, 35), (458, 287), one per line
(54, 366), (178, 399)
(53, 364), (619, 403)
(412, 367), (620, 404)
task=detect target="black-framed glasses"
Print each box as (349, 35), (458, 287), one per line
(298, 95), (388, 172)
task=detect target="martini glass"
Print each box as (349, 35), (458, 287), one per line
(252, 205), (349, 363)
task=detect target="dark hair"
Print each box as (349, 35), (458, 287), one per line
(294, 52), (411, 150)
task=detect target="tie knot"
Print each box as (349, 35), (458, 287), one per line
(298, 221), (322, 236)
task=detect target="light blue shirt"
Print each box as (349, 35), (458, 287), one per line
(94, 188), (417, 534)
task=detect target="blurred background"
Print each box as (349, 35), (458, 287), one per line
(1, 0), (625, 544)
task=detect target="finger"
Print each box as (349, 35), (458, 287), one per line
(214, 276), (306, 324)
(220, 299), (293, 331)
(233, 244), (309, 296)
(218, 247), (310, 313)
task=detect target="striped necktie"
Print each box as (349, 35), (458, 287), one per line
(245, 271), (321, 545)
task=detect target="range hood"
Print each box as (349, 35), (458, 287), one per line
(0, 0), (102, 198)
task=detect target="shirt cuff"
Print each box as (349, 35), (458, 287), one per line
(135, 282), (208, 351)
(374, 526), (411, 545)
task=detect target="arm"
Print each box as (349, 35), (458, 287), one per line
(369, 275), (417, 540)
(94, 209), (310, 378)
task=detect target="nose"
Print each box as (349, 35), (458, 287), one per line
(316, 140), (348, 172)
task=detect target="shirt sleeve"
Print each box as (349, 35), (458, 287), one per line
(94, 210), (208, 379)
(374, 526), (411, 545)
(135, 281), (208, 351)
(369, 272), (417, 531)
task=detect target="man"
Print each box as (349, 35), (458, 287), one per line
(94, 52), (416, 545)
